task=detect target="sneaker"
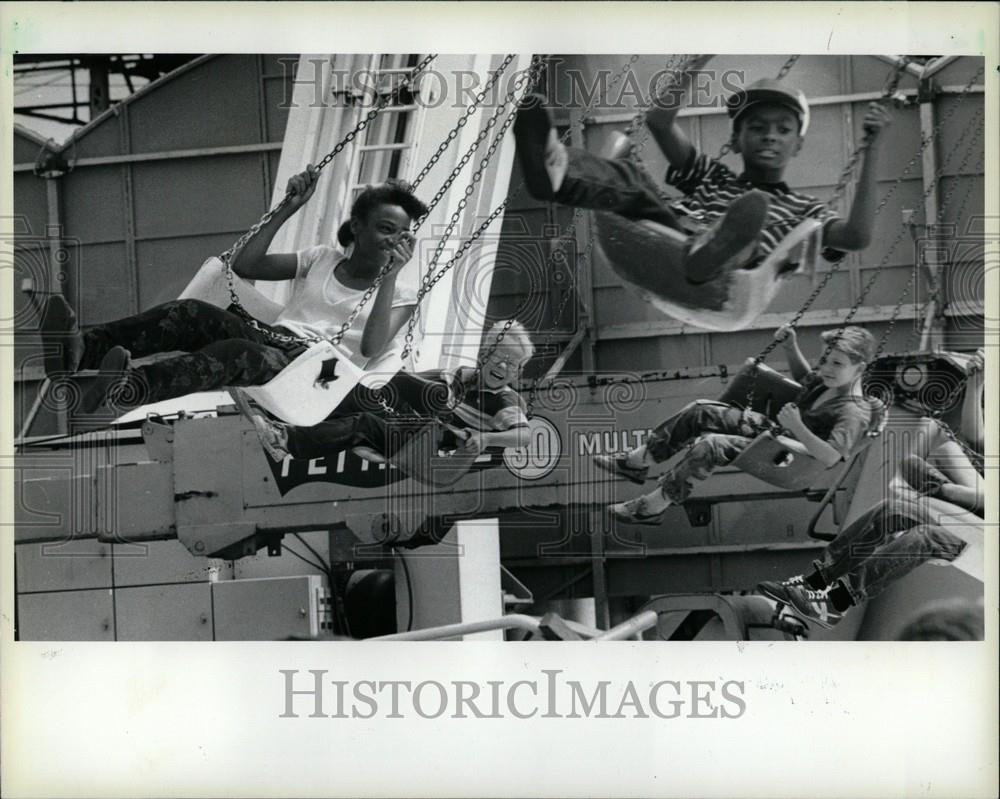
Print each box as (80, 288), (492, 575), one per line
(899, 454), (947, 497)
(604, 130), (633, 160)
(608, 495), (668, 526)
(757, 579), (842, 629)
(513, 94), (559, 199)
(80, 345), (132, 413)
(250, 414), (290, 462)
(593, 453), (648, 485)
(39, 293), (82, 378)
(684, 189), (771, 284)
(231, 388), (290, 461)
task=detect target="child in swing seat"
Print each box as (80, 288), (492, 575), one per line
(513, 56), (892, 284)
(596, 325), (877, 524)
(38, 167), (423, 414)
(243, 321), (535, 464)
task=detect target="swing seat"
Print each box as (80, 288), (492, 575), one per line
(349, 419), (482, 488)
(721, 359), (887, 491)
(388, 419), (483, 488)
(592, 212), (823, 332)
(181, 257), (401, 426)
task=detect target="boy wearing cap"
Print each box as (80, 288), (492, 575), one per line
(513, 56), (892, 284)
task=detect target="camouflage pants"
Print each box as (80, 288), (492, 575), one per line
(80, 298), (308, 406)
(647, 400), (775, 503)
(816, 498), (966, 602)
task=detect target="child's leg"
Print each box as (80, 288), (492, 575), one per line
(514, 95), (683, 229)
(640, 401), (766, 466)
(114, 337), (296, 408)
(841, 523), (966, 603)
(805, 500), (922, 588)
(610, 433), (751, 522)
(77, 299), (268, 370)
(285, 413), (389, 461)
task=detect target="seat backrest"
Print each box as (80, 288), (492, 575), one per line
(178, 256), (284, 324)
(718, 359), (802, 418)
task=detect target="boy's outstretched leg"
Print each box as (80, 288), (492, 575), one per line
(683, 190), (771, 284)
(512, 94), (562, 199)
(513, 94), (683, 230)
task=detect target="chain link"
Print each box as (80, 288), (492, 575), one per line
(220, 54), (437, 347)
(410, 55), (517, 190)
(401, 57), (547, 360)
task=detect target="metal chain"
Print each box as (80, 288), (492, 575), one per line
(410, 55), (517, 190)
(401, 57), (547, 359)
(220, 53), (437, 347)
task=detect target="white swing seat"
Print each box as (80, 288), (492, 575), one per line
(592, 212), (823, 332)
(180, 256), (401, 426)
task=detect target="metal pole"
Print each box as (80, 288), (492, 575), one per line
(592, 610), (659, 641)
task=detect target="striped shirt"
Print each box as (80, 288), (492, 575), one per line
(664, 152), (845, 264)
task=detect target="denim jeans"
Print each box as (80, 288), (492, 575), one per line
(80, 298), (307, 406)
(816, 498), (967, 601)
(646, 400), (775, 503)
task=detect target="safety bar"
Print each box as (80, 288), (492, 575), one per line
(591, 610), (660, 641)
(369, 614), (603, 641)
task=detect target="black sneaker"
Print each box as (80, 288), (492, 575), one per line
(39, 293), (82, 377)
(684, 190), (770, 284)
(513, 94), (557, 200)
(593, 453), (648, 485)
(757, 579), (843, 629)
(80, 345), (132, 414)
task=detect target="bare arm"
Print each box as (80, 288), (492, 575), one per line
(959, 349), (984, 452)
(773, 325), (811, 382)
(776, 404), (844, 468)
(644, 55), (714, 170)
(231, 166), (319, 281)
(359, 233), (417, 358)
(824, 103), (892, 252)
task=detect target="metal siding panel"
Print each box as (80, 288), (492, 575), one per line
(17, 589), (115, 641)
(133, 232), (251, 308)
(936, 96), (986, 173)
(115, 583), (214, 640)
(72, 242), (133, 324)
(14, 130), (47, 162)
(939, 174), (984, 227)
(263, 75), (293, 142)
(850, 56), (919, 95)
(233, 530), (330, 580)
(212, 577), (321, 640)
(596, 335), (707, 372)
(16, 539), (113, 592)
(857, 264), (927, 307)
(130, 155), (266, 241)
(933, 57), (987, 87)
(127, 56), (263, 154)
(114, 540), (231, 586)
(858, 178), (926, 267)
(13, 173), (49, 229)
(851, 102), (923, 183)
(60, 166), (127, 244)
(68, 117), (124, 159)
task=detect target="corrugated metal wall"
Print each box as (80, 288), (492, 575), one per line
(492, 55), (985, 379)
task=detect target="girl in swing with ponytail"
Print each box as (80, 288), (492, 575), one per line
(40, 168), (427, 414)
